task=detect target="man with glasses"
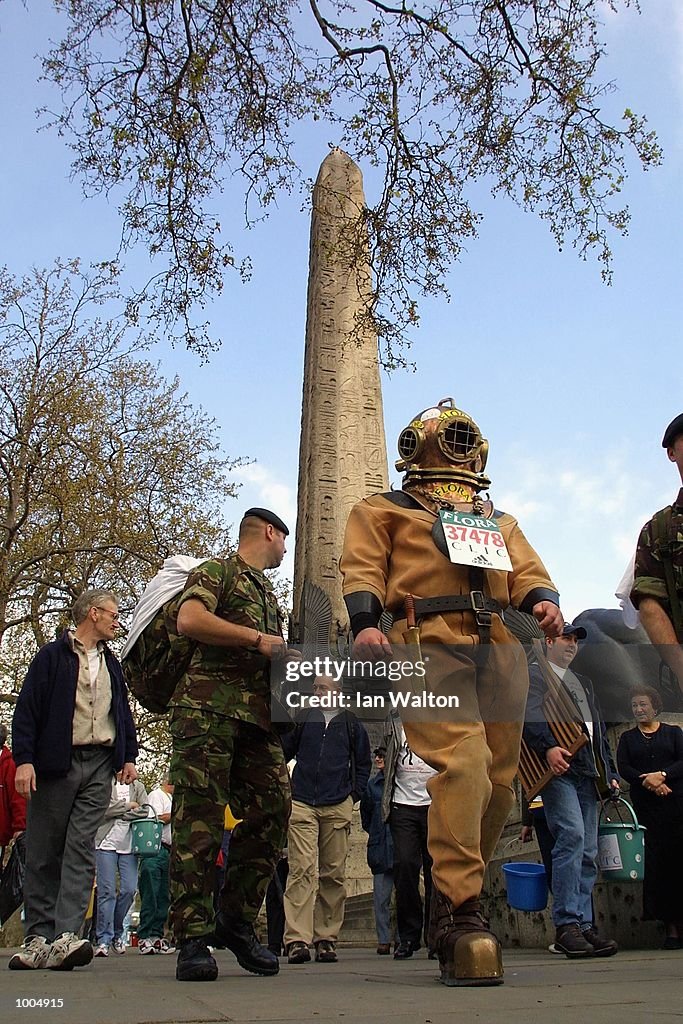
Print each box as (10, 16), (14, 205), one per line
(9, 590), (138, 972)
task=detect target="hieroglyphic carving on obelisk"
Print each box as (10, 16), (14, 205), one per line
(293, 149), (389, 644)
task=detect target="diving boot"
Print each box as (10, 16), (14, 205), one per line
(430, 888), (503, 987)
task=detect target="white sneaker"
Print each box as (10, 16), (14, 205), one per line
(156, 938), (176, 954)
(111, 938), (126, 955)
(94, 943), (109, 957)
(8, 936), (51, 970)
(46, 933), (93, 971)
(138, 937), (159, 955)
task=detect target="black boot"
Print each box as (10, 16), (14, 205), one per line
(175, 938), (218, 982)
(214, 913), (279, 976)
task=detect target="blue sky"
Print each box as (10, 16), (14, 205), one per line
(0, 2), (681, 619)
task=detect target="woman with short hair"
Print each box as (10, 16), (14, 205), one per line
(617, 686), (683, 949)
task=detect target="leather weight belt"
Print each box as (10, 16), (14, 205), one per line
(403, 592), (501, 621)
(400, 592), (503, 644)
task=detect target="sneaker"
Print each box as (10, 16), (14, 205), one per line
(111, 938), (126, 955)
(46, 933), (93, 971)
(376, 943), (391, 955)
(582, 926), (618, 957)
(175, 938), (218, 982)
(314, 940), (337, 963)
(287, 941), (311, 964)
(548, 943), (564, 955)
(554, 924), (593, 959)
(156, 938), (176, 954)
(138, 937), (159, 955)
(8, 936), (51, 971)
(94, 944), (109, 957)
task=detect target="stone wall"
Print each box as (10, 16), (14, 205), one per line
(481, 721), (679, 949)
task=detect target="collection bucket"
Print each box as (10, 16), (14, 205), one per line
(131, 804), (163, 858)
(502, 862), (548, 911)
(597, 797), (645, 881)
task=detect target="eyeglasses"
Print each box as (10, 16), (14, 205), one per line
(95, 607), (121, 622)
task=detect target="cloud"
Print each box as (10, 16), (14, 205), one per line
(234, 462), (297, 529)
(489, 443), (677, 619)
(233, 462), (297, 589)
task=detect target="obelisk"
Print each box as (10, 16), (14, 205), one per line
(292, 149), (389, 644)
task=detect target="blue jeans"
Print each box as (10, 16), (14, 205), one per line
(95, 850), (138, 945)
(372, 870), (394, 945)
(541, 774), (598, 929)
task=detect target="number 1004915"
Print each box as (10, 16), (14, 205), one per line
(15, 999), (64, 1009)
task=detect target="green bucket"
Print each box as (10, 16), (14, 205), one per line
(131, 804), (163, 858)
(597, 798), (645, 882)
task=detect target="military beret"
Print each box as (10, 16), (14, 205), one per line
(662, 414), (683, 448)
(242, 507), (290, 536)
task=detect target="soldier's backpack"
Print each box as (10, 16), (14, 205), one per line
(120, 555), (208, 714)
(121, 590), (196, 713)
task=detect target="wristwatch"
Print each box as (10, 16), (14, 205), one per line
(248, 629), (263, 650)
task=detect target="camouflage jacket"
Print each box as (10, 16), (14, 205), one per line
(170, 554), (283, 731)
(631, 488), (683, 629)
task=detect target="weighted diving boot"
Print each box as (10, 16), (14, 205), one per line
(430, 887), (504, 987)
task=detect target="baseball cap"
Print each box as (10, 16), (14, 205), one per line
(561, 622), (587, 640)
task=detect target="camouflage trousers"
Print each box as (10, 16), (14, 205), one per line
(168, 709), (291, 940)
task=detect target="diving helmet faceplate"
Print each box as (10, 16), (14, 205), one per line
(396, 397), (491, 492)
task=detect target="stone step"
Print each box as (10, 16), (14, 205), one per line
(339, 891), (390, 946)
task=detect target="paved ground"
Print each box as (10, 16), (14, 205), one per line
(1, 945), (680, 1024)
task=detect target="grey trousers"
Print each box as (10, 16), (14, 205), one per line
(24, 746), (114, 941)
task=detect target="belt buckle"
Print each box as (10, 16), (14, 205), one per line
(469, 591), (491, 628)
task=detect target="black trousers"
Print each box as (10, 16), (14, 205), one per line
(389, 803), (433, 946)
(265, 857), (289, 952)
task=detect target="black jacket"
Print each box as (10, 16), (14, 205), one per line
(617, 722), (683, 801)
(523, 660), (617, 784)
(281, 709), (371, 807)
(360, 771), (394, 874)
(12, 631), (138, 777)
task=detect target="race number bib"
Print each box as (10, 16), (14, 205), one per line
(439, 510), (513, 572)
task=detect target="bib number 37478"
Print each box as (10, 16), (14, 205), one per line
(439, 510), (513, 572)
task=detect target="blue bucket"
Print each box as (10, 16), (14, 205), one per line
(502, 862), (548, 911)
